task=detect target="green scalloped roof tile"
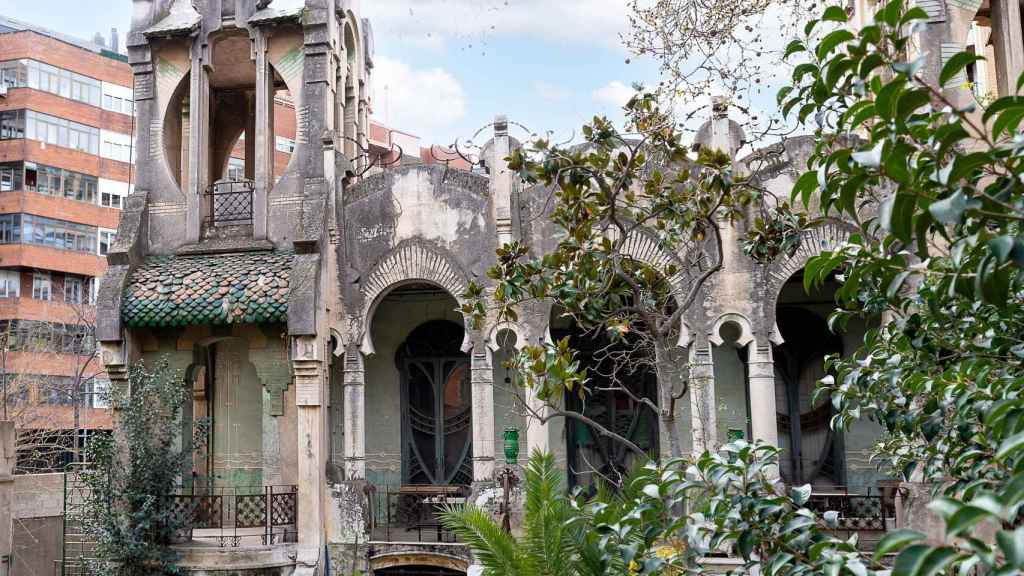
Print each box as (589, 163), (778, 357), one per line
(122, 250), (293, 328)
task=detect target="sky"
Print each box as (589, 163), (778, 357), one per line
(0, 0), (674, 147)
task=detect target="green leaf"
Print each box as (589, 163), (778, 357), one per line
(874, 529), (925, 560)
(738, 530), (754, 561)
(928, 191), (967, 224)
(997, 527), (1024, 568)
(893, 544), (931, 576)
(998, 430), (1024, 459)
(790, 483), (812, 505)
(941, 52), (984, 87)
(946, 505), (992, 537)
(791, 170), (819, 207)
(816, 29), (856, 61)
(784, 39), (806, 60)
(822, 5), (848, 22)
(988, 235), (1014, 264)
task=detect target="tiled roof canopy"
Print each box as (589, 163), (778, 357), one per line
(122, 251), (293, 328)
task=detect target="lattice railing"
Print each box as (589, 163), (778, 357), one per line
(806, 492), (894, 532)
(372, 484), (469, 543)
(205, 180), (254, 227)
(166, 484), (297, 546)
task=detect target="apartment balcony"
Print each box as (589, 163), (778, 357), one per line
(167, 484), (298, 547)
(369, 484), (469, 544)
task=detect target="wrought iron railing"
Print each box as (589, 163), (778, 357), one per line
(205, 179), (254, 227)
(806, 491), (895, 532)
(371, 485), (469, 543)
(166, 484), (297, 546)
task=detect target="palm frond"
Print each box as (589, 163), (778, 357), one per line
(439, 504), (522, 576)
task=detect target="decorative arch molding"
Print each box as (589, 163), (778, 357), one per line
(369, 552), (469, 573)
(765, 222), (852, 299)
(763, 222), (853, 345)
(358, 240), (471, 356)
(487, 322), (529, 352)
(618, 228), (697, 299)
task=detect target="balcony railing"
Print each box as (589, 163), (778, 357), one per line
(166, 484), (297, 547)
(805, 490), (896, 532)
(371, 485), (469, 543)
(205, 179), (254, 227)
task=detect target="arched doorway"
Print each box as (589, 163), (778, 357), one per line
(551, 314), (659, 491)
(398, 319), (473, 486)
(773, 274), (845, 486)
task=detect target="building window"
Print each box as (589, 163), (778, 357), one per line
(0, 59), (101, 107)
(64, 276), (83, 305)
(275, 136), (296, 154)
(98, 229), (115, 256)
(0, 163), (21, 192)
(0, 213), (97, 253)
(227, 157), (246, 181)
(100, 192), (123, 209)
(89, 277), (98, 305)
(32, 273), (51, 301)
(20, 111), (99, 154)
(87, 378), (111, 409)
(0, 110), (25, 140)
(0, 271), (19, 298)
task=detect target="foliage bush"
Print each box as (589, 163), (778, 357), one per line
(464, 0), (1024, 574)
(72, 358), (192, 576)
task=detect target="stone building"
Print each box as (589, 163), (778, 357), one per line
(92, 0), (1003, 574)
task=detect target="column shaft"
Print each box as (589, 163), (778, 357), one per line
(747, 342), (780, 449)
(470, 344), (495, 481)
(342, 347), (365, 479)
(992, 0), (1024, 96)
(253, 32), (273, 239)
(293, 336), (324, 550)
(689, 343), (717, 455)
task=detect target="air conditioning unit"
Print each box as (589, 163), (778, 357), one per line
(0, 84), (7, 98)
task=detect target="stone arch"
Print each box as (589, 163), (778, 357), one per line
(359, 240), (471, 355)
(763, 222), (852, 344)
(369, 551), (468, 573)
(487, 322), (528, 352)
(617, 228), (698, 347)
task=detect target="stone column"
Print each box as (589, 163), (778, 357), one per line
(689, 342), (717, 455)
(186, 42), (209, 244)
(992, 0), (1024, 97)
(342, 345), (365, 480)
(0, 421), (13, 576)
(470, 342), (496, 482)
(524, 384), (549, 456)
(489, 116), (514, 247)
(293, 335), (325, 552)
(253, 30), (273, 240)
(747, 342), (780, 473)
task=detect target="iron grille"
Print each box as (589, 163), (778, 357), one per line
(205, 180), (254, 227)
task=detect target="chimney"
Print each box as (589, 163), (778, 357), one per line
(110, 27), (119, 53)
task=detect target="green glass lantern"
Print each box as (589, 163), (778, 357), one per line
(503, 427), (520, 465)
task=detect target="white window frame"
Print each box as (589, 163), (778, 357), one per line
(64, 275), (83, 304)
(98, 228), (116, 256)
(0, 270), (19, 298)
(32, 272), (51, 301)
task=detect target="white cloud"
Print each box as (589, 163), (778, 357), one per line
(534, 81), (571, 102)
(362, 0), (630, 50)
(591, 80), (634, 109)
(371, 56), (467, 143)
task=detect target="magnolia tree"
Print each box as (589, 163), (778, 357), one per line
(456, 1), (1024, 574)
(464, 94), (770, 465)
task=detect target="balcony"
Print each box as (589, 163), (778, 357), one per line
(167, 484), (298, 547)
(805, 486), (900, 549)
(370, 485), (469, 543)
(205, 179), (254, 229)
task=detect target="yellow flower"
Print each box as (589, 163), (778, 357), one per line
(654, 545), (676, 559)
(629, 559), (641, 574)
